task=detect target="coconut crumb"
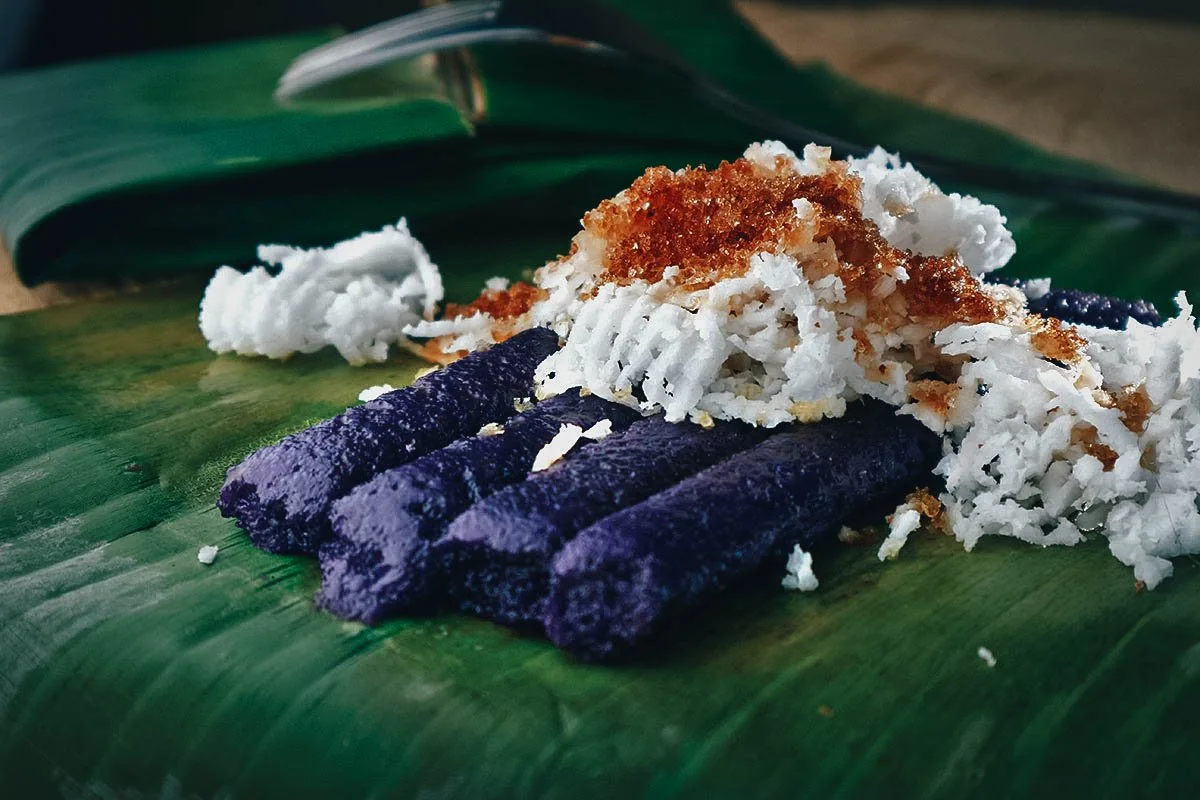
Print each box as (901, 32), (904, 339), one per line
(197, 545), (219, 565)
(906, 488), (945, 522)
(977, 646), (997, 668)
(907, 379), (961, 426)
(878, 488), (945, 560)
(357, 384), (396, 403)
(879, 508), (922, 561)
(443, 281), (548, 343)
(531, 424), (585, 472)
(781, 545), (819, 591)
(837, 525), (880, 546)
(477, 422), (505, 437)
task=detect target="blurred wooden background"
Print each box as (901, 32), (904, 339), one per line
(3, 3), (1198, 315)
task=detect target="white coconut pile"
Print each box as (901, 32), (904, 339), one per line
(410, 141), (1200, 588)
(409, 143), (1016, 426)
(199, 219), (442, 365)
(919, 296), (1200, 588)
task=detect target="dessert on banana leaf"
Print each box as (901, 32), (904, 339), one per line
(213, 139), (1198, 661)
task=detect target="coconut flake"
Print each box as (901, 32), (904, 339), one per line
(781, 545), (819, 591)
(197, 545), (219, 565)
(531, 424), (585, 472)
(477, 422), (506, 437)
(581, 419), (613, 440)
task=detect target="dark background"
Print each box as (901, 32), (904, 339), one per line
(3, 0), (1200, 72)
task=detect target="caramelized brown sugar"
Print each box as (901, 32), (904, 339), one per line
(583, 159), (857, 290)
(577, 155), (1004, 330)
(445, 281), (546, 322)
(1028, 315), (1087, 364)
(908, 379), (961, 420)
(427, 282), (550, 360)
(1114, 384), (1153, 434)
(1071, 423), (1120, 471)
(903, 487), (951, 534)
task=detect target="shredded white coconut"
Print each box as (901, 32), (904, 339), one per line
(531, 424), (585, 472)
(878, 506), (922, 561)
(413, 142), (1011, 426)
(477, 422), (506, 437)
(843, 147), (1016, 275)
(977, 646), (997, 668)
(200, 219), (442, 365)
(1021, 277), (1052, 300)
(935, 294), (1200, 589)
(357, 384), (396, 403)
(197, 545), (219, 565)
(781, 545), (819, 591)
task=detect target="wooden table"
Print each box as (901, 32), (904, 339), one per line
(2, 3), (1197, 315)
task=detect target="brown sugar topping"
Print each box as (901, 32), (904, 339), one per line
(449, 152), (1011, 369)
(906, 487), (943, 519)
(576, 155), (1004, 328)
(902, 255), (1003, 325)
(582, 158), (860, 290)
(908, 379), (961, 420)
(1029, 315), (1087, 364)
(1114, 384), (1152, 434)
(445, 281), (547, 322)
(903, 487), (951, 535)
(1071, 423), (1119, 471)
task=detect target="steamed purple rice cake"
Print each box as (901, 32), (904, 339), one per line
(543, 401), (941, 661)
(317, 391), (640, 623)
(990, 276), (1161, 328)
(434, 416), (770, 627)
(218, 326), (558, 554)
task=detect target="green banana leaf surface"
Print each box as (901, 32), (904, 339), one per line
(2, 1), (1200, 796)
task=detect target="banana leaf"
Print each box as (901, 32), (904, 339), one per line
(2, 0), (1200, 796)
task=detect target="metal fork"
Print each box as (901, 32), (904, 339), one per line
(276, 0), (1200, 224)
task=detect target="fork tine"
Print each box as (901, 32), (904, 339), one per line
(287, 0), (501, 77)
(275, 27), (547, 101)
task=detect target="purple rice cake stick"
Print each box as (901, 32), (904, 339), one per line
(988, 278), (1161, 328)
(317, 391), (640, 623)
(219, 327), (559, 555)
(544, 401), (941, 661)
(433, 416), (771, 627)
